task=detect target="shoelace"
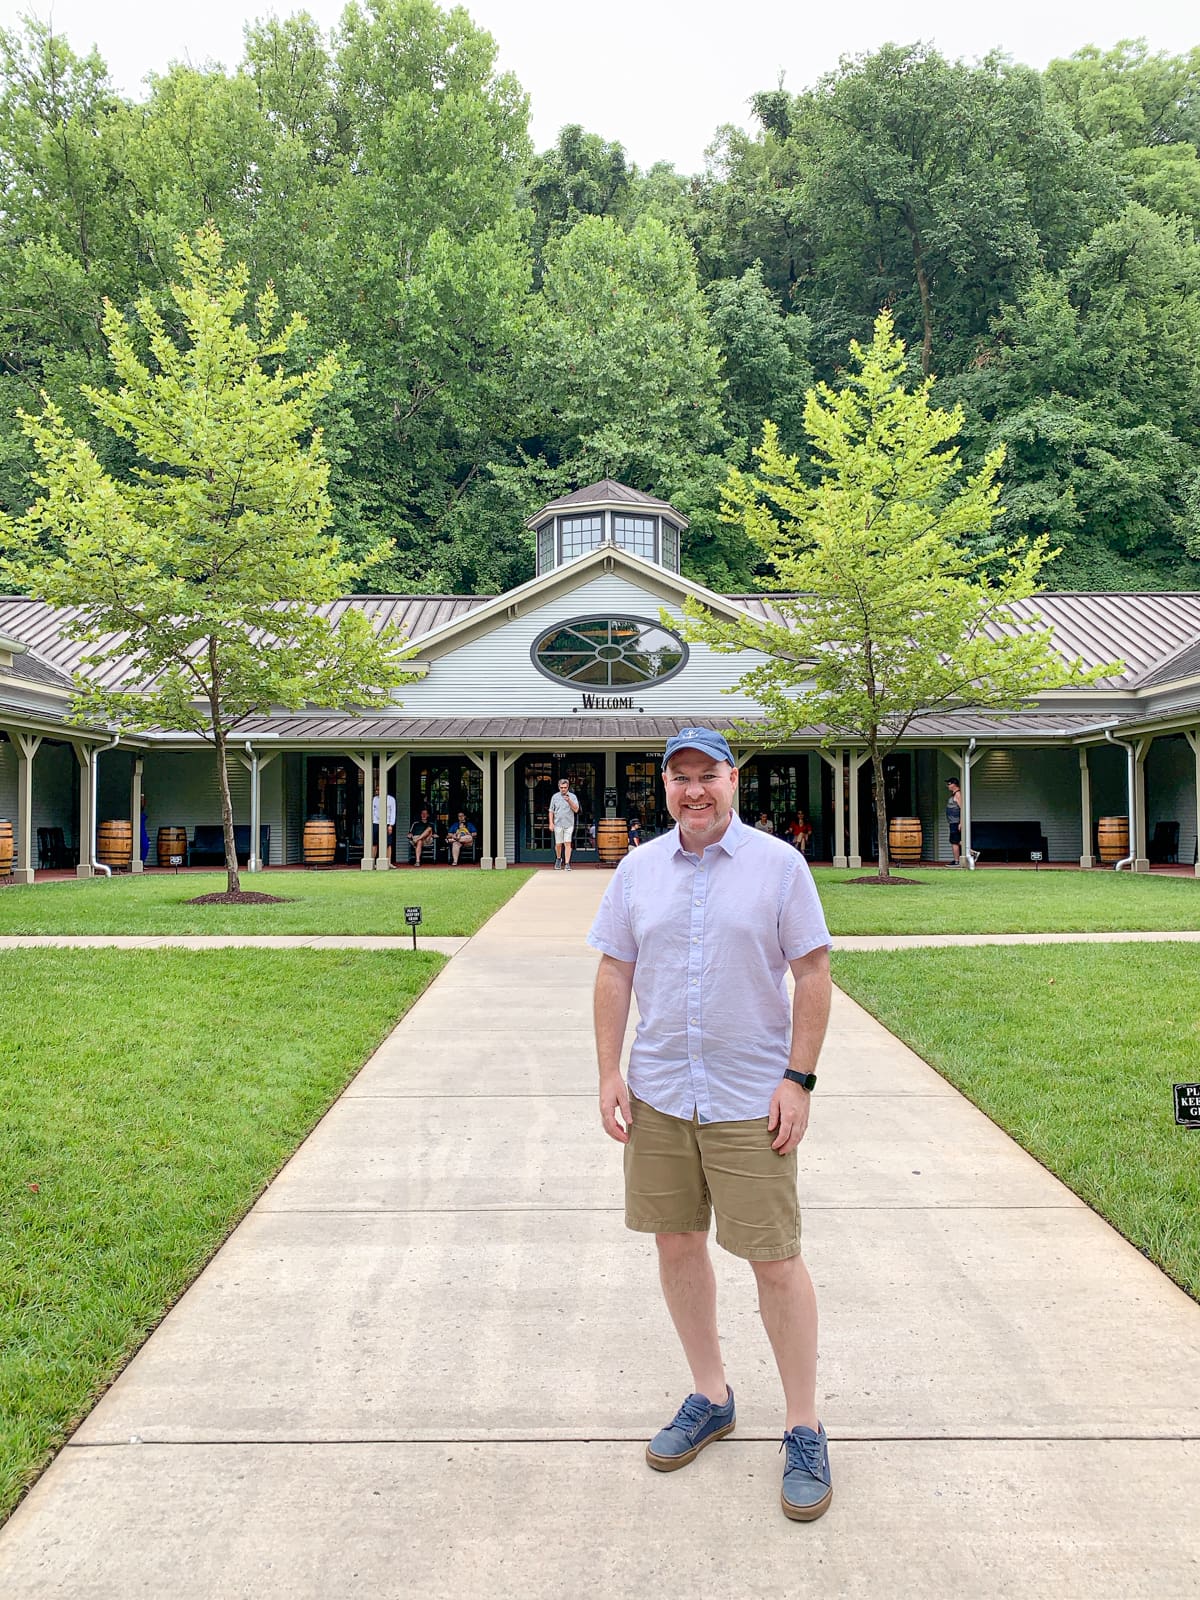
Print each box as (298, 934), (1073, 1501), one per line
(779, 1428), (825, 1479)
(671, 1394), (716, 1435)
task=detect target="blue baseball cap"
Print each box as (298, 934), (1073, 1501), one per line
(662, 726), (735, 770)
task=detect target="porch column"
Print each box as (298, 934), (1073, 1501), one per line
(461, 751), (493, 868)
(496, 752), (522, 868)
(1185, 729), (1200, 877)
(375, 749), (403, 869)
(847, 750), (869, 869)
(1133, 736), (1151, 873)
(130, 756), (144, 873)
(9, 730), (42, 885)
(1078, 747), (1094, 869)
(234, 749), (279, 870)
(816, 749), (846, 868)
(71, 741), (94, 877)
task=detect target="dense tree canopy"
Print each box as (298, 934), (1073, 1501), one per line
(1, 11), (1199, 593)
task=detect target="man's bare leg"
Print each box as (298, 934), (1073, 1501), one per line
(751, 1253), (819, 1431)
(656, 1232), (728, 1402)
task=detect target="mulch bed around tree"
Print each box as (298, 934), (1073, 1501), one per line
(184, 890), (294, 905)
(846, 875), (922, 886)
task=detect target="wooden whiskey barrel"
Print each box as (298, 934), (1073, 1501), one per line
(303, 816), (338, 867)
(1097, 816), (1130, 865)
(97, 819), (133, 869)
(157, 826), (188, 867)
(0, 819), (13, 875)
(887, 816), (923, 865)
(597, 818), (629, 865)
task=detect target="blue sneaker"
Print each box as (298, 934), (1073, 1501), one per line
(645, 1387), (735, 1471)
(779, 1422), (833, 1520)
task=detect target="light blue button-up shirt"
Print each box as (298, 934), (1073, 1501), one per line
(587, 811), (832, 1123)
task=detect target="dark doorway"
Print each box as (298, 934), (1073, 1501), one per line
(738, 755), (809, 841)
(306, 756), (366, 863)
(857, 753), (915, 860)
(515, 753), (603, 862)
(618, 753), (670, 839)
(410, 758), (483, 841)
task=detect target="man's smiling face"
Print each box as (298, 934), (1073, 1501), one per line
(664, 749), (738, 848)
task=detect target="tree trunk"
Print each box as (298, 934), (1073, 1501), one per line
(212, 724), (242, 894)
(870, 745), (891, 883)
(902, 207), (934, 377)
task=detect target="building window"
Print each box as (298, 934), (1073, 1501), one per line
(559, 515), (604, 560)
(536, 521), (555, 574)
(661, 523), (680, 572)
(531, 615), (688, 689)
(613, 515), (657, 560)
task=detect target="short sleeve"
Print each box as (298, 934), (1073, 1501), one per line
(587, 861), (638, 962)
(779, 855), (832, 960)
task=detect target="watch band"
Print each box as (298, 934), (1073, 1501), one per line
(783, 1069), (817, 1092)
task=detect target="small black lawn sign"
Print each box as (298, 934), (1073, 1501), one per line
(1174, 1084), (1200, 1130)
(405, 904), (422, 951)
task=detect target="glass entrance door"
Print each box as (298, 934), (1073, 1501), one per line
(516, 753), (602, 862)
(738, 756), (808, 839)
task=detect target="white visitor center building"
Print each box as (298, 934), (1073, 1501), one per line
(1, 480), (1199, 880)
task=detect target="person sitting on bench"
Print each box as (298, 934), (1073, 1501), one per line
(408, 808), (435, 865)
(447, 811), (477, 866)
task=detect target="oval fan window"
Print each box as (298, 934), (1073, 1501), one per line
(531, 615), (688, 689)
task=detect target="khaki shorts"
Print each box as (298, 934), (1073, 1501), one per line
(623, 1092), (801, 1262)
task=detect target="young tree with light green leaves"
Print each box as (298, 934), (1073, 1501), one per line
(679, 311), (1120, 880)
(0, 225), (414, 895)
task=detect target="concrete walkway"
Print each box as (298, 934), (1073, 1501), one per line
(1, 873), (1198, 1598)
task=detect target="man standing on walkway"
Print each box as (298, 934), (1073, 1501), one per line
(588, 726), (834, 1521)
(549, 776), (580, 871)
(372, 779), (396, 866)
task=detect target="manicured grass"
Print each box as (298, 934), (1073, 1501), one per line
(830, 943), (1200, 1299)
(0, 867), (533, 936)
(813, 865), (1199, 935)
(0, 948), (443, 1522)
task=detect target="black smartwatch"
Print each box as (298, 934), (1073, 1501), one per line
(783, 1069), (817, 1092)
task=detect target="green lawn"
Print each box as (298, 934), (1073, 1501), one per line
(814, 865), (1199, 935)
(0, 948), (443, 1522)
(830, 943), (1200, 1299)
(0, 867), (533, 936)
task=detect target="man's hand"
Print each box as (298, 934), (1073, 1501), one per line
(767, 1079), (812, 1155)
(599, 1069), (632, 1144)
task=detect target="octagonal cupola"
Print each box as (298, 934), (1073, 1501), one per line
(527, 479), (687, 577)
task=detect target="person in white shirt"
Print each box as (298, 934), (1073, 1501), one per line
(548, 777), (580, 871)
(371, 782), (397, 865)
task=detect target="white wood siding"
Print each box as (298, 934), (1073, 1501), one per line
(395, 573), (792, 718)
(139, 751), (251, 864)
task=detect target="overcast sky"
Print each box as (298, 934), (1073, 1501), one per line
(3, 0), (1196, 171)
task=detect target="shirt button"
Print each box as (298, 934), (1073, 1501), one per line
(689, 1017), (698, 1024)
(694, 899), (702, 906)
(692, 937), (700, 944)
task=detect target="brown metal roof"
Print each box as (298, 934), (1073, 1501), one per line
(537, 480), (678, 514)
(0, 595), (493, 688)
(1131, 633), (1200, 689)
(725, 592), (1200, 688)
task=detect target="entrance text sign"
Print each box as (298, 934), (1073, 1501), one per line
(405, 904), (422, 952)
(1174, 1084), (1200, 1129)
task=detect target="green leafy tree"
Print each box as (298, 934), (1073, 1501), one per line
(679, 313), (1118, 879)
(951, 204), (1200, 586)
(508, 213), (753, 585)
(0, 226), (413, 893)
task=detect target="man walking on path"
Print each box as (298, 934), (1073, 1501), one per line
(549, 776), (580, 871)
(588, 726), (835, 1521)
